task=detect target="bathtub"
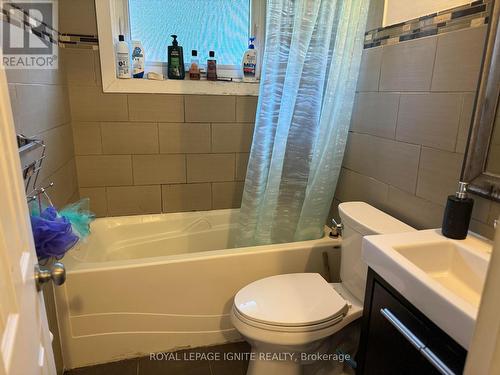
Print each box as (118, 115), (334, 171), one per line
(54, 209), (341, 369)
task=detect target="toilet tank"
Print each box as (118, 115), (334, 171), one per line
(338, 202), (415, 302)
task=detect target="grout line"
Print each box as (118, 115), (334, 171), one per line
(160, 182), (164, 213)
(232, 153), (237, 181)
(414, 145), (423, 195)
(234, 95), (237, 123)
(349, 129), (463, 155)
(103, 186), (108, 216)
(210, 182), (213, 210)
(377, 48), (383, 91)
(130, 154), (135, 185)
(393, 92), (401, 140)
(41, 153), (75, 182)
(184, 153), (188, 184)
(156, 122), (160, 153)
(359, 89), (477, 94)
(428, 37), (439, 91)
(183, 95), (186, 122)
(126, 94), (130, 121)
(454, 93), (467, 152)
(98, 122), (104, 154)
(234, 153), (238, 180)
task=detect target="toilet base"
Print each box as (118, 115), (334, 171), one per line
(231, 283), (364, 375)
(247, 352), (302, 375)
(245, 339), (328, 375)
(243, 321), (361, 375)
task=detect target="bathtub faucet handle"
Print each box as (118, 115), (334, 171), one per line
(35, 262), (66, 291)
(330, 218), (343, 238)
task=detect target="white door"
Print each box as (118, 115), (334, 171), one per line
(0, 66), (56, 374)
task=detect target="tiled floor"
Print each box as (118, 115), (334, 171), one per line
(64, 342), (251, 375)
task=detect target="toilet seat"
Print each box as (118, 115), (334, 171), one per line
(233, 273), (349, 331)
(231, 281), (363, 347)
(232, 305), (346, 333)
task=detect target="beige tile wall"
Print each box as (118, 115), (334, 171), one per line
(6, 36), (76, 375)
(7, 61), (77, 210)
(64, 48), (256, 217)
(59, 0), (499, 239)
(58, 0), (256, 218)
(334, 25), (500, 240)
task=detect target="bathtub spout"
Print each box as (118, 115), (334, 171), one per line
(329, 218), (343, 238)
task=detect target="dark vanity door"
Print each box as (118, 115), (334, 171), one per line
(357, 269), (467, 375)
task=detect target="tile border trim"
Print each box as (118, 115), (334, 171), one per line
(364, 0), (491, 49)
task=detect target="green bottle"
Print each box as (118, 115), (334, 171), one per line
(167, 35), (185, 80)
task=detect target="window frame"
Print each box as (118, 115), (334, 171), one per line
(95, 0), (264, 96)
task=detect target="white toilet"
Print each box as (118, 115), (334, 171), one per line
(230, 202), (416, 375)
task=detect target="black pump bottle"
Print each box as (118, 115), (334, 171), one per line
(442, 182), (474, 240)
(167, 35), (185, 80)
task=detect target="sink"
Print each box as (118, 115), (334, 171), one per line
(362, 229), (491, 349)
(394, 240), (487, 307)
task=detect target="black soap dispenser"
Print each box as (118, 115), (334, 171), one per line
(167, 35), (185, 80)
(442, 182), (474, 240)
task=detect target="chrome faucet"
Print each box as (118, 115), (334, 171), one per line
(330, 218), (343, 238)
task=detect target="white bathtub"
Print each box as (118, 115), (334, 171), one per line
(54, 209), (341, 369)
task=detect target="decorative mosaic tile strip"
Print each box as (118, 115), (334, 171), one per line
(364, 0), (491, 49)
(59, 34), (99, 50)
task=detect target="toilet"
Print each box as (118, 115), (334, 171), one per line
(230, 202), (416, 375)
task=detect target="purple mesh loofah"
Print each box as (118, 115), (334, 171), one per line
(30, 206), (79, 259)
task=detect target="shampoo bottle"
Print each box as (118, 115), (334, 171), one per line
(207, 50), (217, 81)
(131, 40), (145, 78)
(442, 182), (474, 240)
(167, 35), (185, 80)
(116, 35), (130, 79)
(189, 50), (200, 80)
(242, 37), (257, 82)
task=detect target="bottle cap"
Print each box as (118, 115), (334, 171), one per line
(249, 37), (255, 49)
(192, 50), (197, 56)
(209, 51), (215, 58)
(171, 35), (178, 46)
(456, 181), (469, 199)
(118, 34), (125, 42)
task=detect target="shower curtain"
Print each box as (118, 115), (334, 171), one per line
(237, 0), (369, 246)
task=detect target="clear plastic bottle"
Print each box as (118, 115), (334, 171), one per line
(116, 35), (130, 79)
(207, 51), (217, 81)
(242, 37), (257, 82)
(189, 50), (200, 80)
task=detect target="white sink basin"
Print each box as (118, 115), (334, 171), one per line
(363, 229), (491, 349)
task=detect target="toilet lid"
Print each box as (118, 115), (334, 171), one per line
(234, 273), (348, 327)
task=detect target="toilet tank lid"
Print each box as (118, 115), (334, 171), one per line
(338, 202), (415, 235)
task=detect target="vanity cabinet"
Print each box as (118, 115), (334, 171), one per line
(357, 269), (467, 375)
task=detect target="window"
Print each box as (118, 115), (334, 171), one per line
(129, 0), (251, 68)
(95, 0), (264, 95)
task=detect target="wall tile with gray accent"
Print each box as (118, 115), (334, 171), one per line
(363, 0), (491, 49)
(334, 20), (499, 239)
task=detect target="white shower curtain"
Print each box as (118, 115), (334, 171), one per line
(237, 0), (369, 246)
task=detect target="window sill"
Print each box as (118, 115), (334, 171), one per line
(104, 77), (260, 96)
